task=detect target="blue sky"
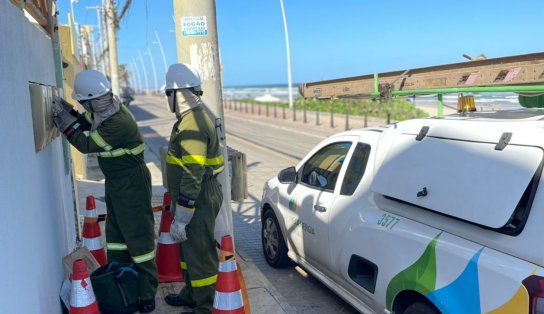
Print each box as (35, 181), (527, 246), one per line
(58, 1), (543, 87)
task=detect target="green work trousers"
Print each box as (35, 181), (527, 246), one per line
(105, 164), (158, 301)
(177, 175), (223, 314)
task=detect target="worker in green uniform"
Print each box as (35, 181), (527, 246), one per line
(51, 70), (158, 313)
(162, 63), (225, 314)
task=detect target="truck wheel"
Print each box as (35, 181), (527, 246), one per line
(403, 302), (439, 314)
(262, 209), (290, 268)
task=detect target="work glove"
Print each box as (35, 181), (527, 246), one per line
(51, 97), (77, 132)
(55, 95), (74, 112)
(170, 195), (196, 243)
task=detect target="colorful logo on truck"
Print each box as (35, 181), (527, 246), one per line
(386, 233), (529, 313)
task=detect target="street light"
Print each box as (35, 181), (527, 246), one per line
(128, 62), (140, 92)
(154, 30), (168, 75)
(86, 5), (105, 73)
(145, 47), (158, 94)
(279, 0), (294, 109)
(137, 51), (150, 95)
(130, 59), (143, 94)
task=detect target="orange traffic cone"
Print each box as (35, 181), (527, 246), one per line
(82, 196), (107, 266)
(155, 192), (184, 282)
(70, 259), (99, 314)
(212, 235), (246, 314)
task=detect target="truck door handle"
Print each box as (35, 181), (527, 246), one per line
(314, 205), (327, 212)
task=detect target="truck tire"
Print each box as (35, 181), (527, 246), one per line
(262, 209), (290, 268)
(403, 302), (440, 314)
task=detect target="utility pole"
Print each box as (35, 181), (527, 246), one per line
(173, 0), (233, 239)
(145, 47), (159, 94)
(137, 51), (150, 95)
(105, 0), (120, 95)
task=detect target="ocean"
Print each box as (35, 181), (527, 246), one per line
(222, 84), (523, 110)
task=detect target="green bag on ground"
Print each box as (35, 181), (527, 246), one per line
(90, 262), (139, 314)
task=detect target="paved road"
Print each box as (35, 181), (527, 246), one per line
(131, 95), (359, 314)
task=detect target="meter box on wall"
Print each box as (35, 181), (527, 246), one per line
(29, 82), (61, 152)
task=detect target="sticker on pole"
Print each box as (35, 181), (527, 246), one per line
(182, 16), (208, 37)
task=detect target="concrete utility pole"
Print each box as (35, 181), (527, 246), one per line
(105, 0), (120, 95)
(145, 47), (159, 94)
(137, 51), (150, 95)
(173, 0), (233, 239)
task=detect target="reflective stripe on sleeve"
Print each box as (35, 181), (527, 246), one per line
(90, 131), (113, 151)
(84, 112), (93, 124)
(107, 242), (128, 250)
(97, 143), (145, 158)
(166, 154), (224, 167)
(191, 274), (217, 287)
(212, 164), (225, 175)
(132, 249), (156, 264)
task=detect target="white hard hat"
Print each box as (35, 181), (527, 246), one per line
(165, 63), (202, 90)
(72, 70), (112, 101)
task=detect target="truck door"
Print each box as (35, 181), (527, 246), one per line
(291, 136), (356, 269)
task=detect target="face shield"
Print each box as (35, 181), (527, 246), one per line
(166, 89), (176, 113)
(166, 89), (190, 114)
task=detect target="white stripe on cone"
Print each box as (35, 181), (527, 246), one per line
(159, 232), (177, 245)
(213, 290), (244, 311)
(70, 279), (96, 307)
(83, 237), (104, 251)
(218, 260), (237, 272)
(84, 209), (97, 218)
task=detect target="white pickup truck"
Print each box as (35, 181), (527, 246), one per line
(260, 109), (544, 314)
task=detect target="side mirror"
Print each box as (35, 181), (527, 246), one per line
(278, 166), (297, 183)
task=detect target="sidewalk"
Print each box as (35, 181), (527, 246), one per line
(76, 158), (293, 313)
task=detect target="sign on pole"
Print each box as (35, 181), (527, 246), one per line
(181, 16), (208, 37)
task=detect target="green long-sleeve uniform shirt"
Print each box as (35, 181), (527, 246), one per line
(65, 106), (158, 301)
(166, 106), (224, 314)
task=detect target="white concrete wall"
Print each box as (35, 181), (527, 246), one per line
(0, 3), (77, 313)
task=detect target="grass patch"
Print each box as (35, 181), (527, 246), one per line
(230, 97), (428, 121)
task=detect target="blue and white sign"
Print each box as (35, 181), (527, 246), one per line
(181, 16), (208, 37)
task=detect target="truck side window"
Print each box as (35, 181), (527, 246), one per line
(341, 143), (371, 196)
(301, 142), (351, 191)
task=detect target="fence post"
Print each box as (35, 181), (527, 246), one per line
(330, 107), (334, 128)
(266, 104), (269, 117)
(316, 108), (320, 125)
(303, 100), (307, 123)
(282, 106), (286, 120)
(245, 102), (248, 113)
(274, 104), (277, 118)
(345, 105), (350, 130)
(258, 103), (261, 115)
(251, 102), (254, 114)
(364, 111), (368, 128)
(293, 104), (297, 121)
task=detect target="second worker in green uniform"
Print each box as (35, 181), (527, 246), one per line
(162, 63), (225, 314)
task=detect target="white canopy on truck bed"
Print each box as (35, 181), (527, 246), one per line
(372, 119), (544, 229)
